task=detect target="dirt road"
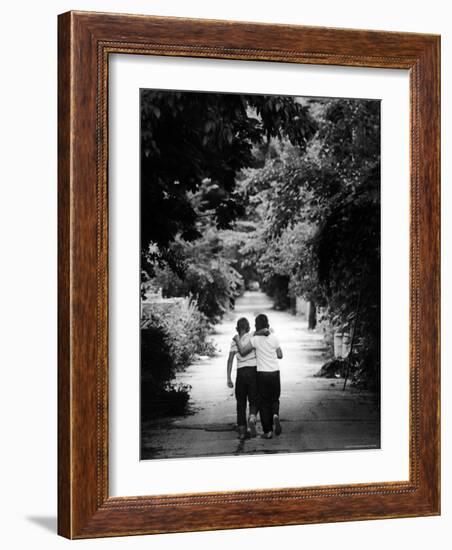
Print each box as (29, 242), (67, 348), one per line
(141, 291), (380, 459)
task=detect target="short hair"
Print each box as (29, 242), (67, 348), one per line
(236, 317), (250, 333)
(255, 314), (269, 330)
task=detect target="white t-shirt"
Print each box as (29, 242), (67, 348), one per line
(229, 333), (257, 368)
(250, 334), (281, 372)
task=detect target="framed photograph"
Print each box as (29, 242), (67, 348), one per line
(58, 11), (440, 538)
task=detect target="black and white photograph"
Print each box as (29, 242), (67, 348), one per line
(1, 0), (446, 546)
(140, 89), (381, 460)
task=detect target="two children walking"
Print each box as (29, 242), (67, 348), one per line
(227, 313), (283, 440)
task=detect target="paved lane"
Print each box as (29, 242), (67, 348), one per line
(141, 291), (380, 459)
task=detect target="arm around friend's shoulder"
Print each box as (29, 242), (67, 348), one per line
(233, 334), (254, 356)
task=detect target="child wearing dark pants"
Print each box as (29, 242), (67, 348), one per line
(227, 317), (259, 440)
(235, 367), (258, 435)
(233, 313), (283, 439)
(257, 371), (281, 435)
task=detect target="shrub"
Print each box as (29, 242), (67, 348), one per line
(141, 325), (175, 386)
(314, 358), (347, 379)
(142, 297), (215, 370)
(152, 260), (243, 323)
(140, 325), (190, 419)
(140, 297), (216, 419)
(141, 379), (191, 419)
(145, 229), (244, 324)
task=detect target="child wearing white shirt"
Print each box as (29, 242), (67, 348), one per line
(233, 314), (283, 438)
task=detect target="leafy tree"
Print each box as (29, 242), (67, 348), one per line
(141, 92), (381, 390)
(140, 90), (317, 272)
(149, 228), (243, 323)
(235, 98), (381, 388)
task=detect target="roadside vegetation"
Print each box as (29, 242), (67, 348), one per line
(140, 92), (381, 418)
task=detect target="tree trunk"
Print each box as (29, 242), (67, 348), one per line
(308, 300), (317, 330)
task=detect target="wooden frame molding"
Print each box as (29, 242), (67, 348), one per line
(58, 11), (440, 539)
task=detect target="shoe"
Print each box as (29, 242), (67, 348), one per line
(248, 415), (257, 438)
(238, 425), (250, 441)
(261, 431), (273, 439)
(273, 414), (282, 436)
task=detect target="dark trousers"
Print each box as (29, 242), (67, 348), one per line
(235, 367), (258, 427)
(257, 371), (281, 433)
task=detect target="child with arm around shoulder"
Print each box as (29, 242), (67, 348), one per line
(233, 314), (283, 438)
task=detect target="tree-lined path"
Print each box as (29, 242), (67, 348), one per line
(141, 291), (380, 459)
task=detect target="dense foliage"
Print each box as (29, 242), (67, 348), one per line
(140, 326), (191, 419)
(141, 91), (381, 396)
(149, 229), (243, 323)
(235, 99), (381, 389)
(141, 90), (317, 273)
(141, 297), (215, 418)
(142, 297), (215, 369)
